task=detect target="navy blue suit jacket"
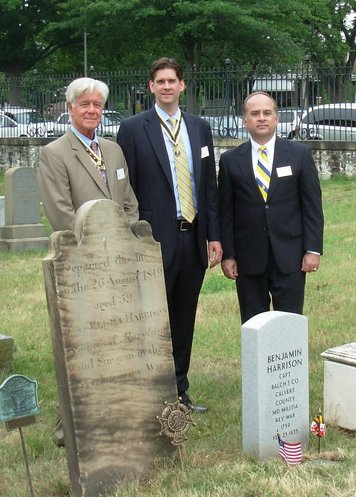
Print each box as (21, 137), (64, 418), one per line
(218, 137), (324, 274)
(117, 107), (220, 269)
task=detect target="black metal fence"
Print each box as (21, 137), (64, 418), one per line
(0, 63), (355, 140)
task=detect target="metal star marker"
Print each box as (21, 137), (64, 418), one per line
(157, 400), (196, 446)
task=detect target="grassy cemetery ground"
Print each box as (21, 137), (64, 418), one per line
(0, 172), (355, 497)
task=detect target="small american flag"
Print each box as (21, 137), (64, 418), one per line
(277, 433), (303, 465)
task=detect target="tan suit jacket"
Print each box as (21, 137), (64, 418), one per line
(38, 129), (138, 231)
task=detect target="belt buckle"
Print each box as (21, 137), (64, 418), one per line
(180, 220), (190, 231)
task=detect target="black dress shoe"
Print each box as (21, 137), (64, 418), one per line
(180, 397), (208, 413)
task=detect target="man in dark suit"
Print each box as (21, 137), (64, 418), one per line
(117, 57), (222, 412)
(218, 91), (323, 324)
(38, 77), (138, 232)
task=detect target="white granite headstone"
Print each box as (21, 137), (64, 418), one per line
(242, 311), (309, 460)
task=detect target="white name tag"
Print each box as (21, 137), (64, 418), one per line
(201, 146), (209, 158)
(276, 166), (292, 178)
(116, 168), (125, 180)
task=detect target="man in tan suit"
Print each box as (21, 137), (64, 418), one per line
(38, 78), (139, 446)
(38, 77), (138, 232)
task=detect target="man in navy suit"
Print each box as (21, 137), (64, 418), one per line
(118, 57), (222, 412)
(218, 92), (323, 324)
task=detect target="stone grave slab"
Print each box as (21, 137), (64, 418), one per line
(0, 334), (14, 370)
(42, 199), (177, 497)
(321, 342), (356, 431)
(0, 167), (48, 251)
(242, 311), (309, 460)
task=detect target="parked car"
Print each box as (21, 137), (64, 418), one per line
(297, 103), (356, 141)
(2, 106), (54, 137)
(277, 108), (303, 139)
(0, 112), (34, 138)
(53, 110), (122, 138)
(200, 115), (248, 139)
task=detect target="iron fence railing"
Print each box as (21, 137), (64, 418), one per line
(0, 63), (355, 140)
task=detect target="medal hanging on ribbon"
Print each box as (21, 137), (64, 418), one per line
(159, 112), (183, 152)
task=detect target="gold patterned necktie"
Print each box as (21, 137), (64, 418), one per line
(256, 145), (271, 202)
(169, 117), (195, 222)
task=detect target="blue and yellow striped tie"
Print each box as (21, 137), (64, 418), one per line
(256, 146), (270, 202)
(170, 118), (195, 222)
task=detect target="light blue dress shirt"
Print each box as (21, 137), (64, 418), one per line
(70, 126), (100, 155)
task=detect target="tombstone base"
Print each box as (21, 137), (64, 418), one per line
(0, 334), (14, 370)
(1, 237), (48, 251)
(0, 224), (48, 251)
(0, 223), (47, 238)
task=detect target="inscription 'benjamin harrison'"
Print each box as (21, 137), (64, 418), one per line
(266, 348), (302, 373)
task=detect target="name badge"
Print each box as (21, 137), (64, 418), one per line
(276, 166), (292, 178)
(116, 168), (125, 180)
(201, 146), (209, 158)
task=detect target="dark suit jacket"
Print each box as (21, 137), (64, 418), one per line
(218, 137), (324, 274)
(38, 129), (138, 231)
(117, 108), (220, 269)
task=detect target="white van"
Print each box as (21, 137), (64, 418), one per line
(298, 103), (356, 141)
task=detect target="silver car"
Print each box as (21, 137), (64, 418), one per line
(277, 109), (302, 139)
(2, 106), (54, 137)
(297, 103), (356, 141)
(200, 115), (248, 139)
(53, 110), (121, 138)
(0, 112), (32, 138)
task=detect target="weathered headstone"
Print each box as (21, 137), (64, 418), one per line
(321, 342), (356, 431)
(42, 199), (178, 497)
(0, 167), (48, 251)
(0, 195), (6, 249)
(242, 311), (309, 460)
(0, 196), (4, 226)
(0, 334), (14, 370)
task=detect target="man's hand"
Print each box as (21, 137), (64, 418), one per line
(208, 241), (223, 268)
(221, 257), (238, 279)
(301, 253), (320, 273)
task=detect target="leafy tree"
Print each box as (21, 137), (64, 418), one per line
(0, 0), (80, 76)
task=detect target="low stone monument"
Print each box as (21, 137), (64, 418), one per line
(321, 342), (356, 431)
(42, 199), (178, 497)
(242, 311), (309, 460)
(0, 334), (14, 371)
(0, 167), (48, 251)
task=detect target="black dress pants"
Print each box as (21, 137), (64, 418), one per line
(164, 228), (205, 396)
(236, 244), (306, 324)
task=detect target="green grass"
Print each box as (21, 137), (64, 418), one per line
(0, 175), (355, 497)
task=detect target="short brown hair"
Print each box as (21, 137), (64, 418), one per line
(149, 57), (184, 82)
(243, 91), (278, 115)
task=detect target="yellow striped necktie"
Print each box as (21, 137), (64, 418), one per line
(256, 145), (271, 202)
(169, 117), (195, 222)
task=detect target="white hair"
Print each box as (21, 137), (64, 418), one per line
(65, 78), (109, 106)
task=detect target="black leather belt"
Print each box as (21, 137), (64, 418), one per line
(177, 218), (196, 231)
